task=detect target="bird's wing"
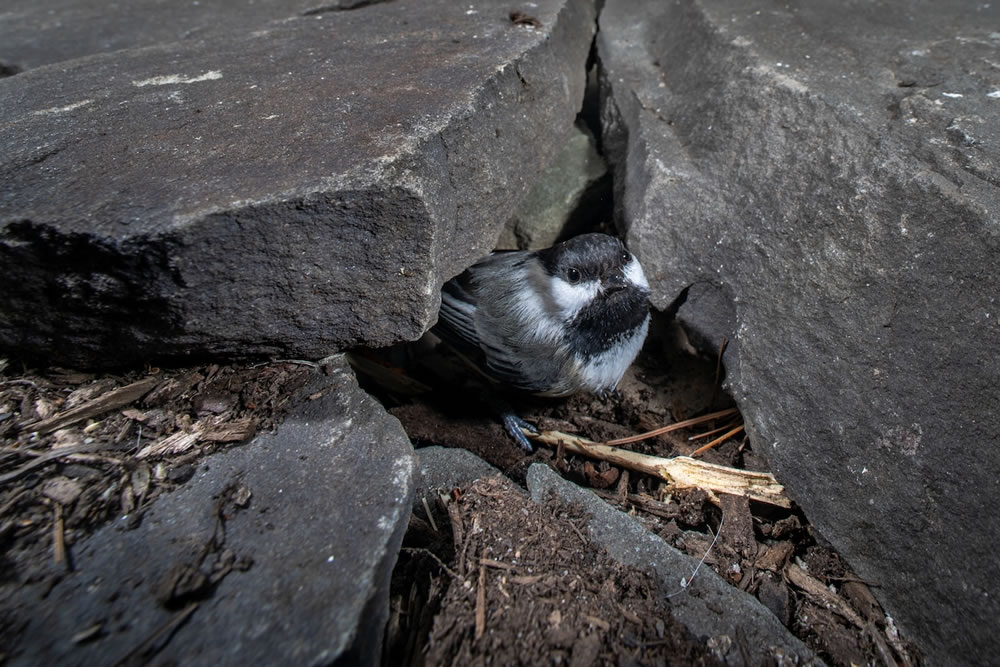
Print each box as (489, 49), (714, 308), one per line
(437, 272), (482, 351)
(436, 252), (552, 393)
(467, 254), (568, 394)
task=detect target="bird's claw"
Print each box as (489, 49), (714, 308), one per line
(501, 413), (539, 453)
(596, 388), (623, 401)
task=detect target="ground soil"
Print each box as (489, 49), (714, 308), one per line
(372, 316), (920, 667)
(0, 317), (920, 666)
(387, 476), (720, 667)
(0, 361), (311, 598)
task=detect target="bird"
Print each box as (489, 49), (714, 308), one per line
(434, 233), (651, 451)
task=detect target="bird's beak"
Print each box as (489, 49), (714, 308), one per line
(603, 269), (627, 294)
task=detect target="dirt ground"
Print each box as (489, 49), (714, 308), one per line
(371, 316), (921, 667)
(0, 316), (920, 666)
(0, 360), (311, 600)
(387, 475), (721, 666)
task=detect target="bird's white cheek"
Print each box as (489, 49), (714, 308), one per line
(550, 278), (599, 321)
(512, 287), (563, 342)
(625, 258), (649, 290)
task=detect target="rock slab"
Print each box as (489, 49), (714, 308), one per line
(497, 120), (609, 250)
(527, 464), (819, 666)
(0, 0), (596, 367)
(598, 0), (1000, 663)
(7, 356), (415, 665)
(0, 0), (370, 72)
(414, 445), (502, 502)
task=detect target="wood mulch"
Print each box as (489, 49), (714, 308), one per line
(375, 318), (921, 666)
(0, 359), (311, 593)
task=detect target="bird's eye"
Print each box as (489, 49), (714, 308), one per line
(566, 267), (581, 283)
(621, 250), (631, 263)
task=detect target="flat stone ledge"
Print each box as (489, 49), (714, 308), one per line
(0, 0), (597, 367)
(0, 0), (376, 71)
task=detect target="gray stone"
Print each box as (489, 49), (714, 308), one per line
(0, 0), (379, 72)
(414, 445), (501, 504)
(496, 120), (609, 250)
(0, 0), (597, 367)
(6, 356), (415, 666)
(598, 0), (1000, 663)
(526, 464), (820, 666)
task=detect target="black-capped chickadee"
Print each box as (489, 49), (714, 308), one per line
(435, 233), (651, 451)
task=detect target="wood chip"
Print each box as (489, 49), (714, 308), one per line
(200, 417), (257, 443)
(31, 377), (160, 435)
(719, 493), (757, 559)
(480, 558), (515, 571)
(0, 442), (109, 486)
(756, 541), (795, 573)
(785, 563), (865, 629)
(142, 371), (203, 405)
(131, 464), (152, 500)
(841, 580), (883, 623)
(41, 476), (84, 506)
(618, 605), (641, 625)
(136, 430), (200, 460)
(593, 489), (682, 521)
(582, 614), (611, 631)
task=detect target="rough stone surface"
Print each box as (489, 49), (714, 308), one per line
(6, 356), (415, 666)
(0, 0), (596, 367)
(598, 0), (1000, 663)
(496, 120), (609, 250)
(526, 464), (819, 666)
(0, 0), (381, 72)
(414, 445), (501, 504)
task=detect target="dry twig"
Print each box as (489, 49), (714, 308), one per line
(526, 429), (790, 507)
(475, 560), (487, 640)
(785, 563), (866, 627)
(53, 504), (68, 569)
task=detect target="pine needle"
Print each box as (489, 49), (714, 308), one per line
(604, 408), (739, 446)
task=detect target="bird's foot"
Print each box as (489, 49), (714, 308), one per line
(596, 388), (623, 402)
(501, 413), (539, 452)
(484, 394), (539, 453)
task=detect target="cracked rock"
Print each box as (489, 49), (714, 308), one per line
(0, 0), (597, 367)
(497, 120), (610, 250)
(598, 0), (1000, 663)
